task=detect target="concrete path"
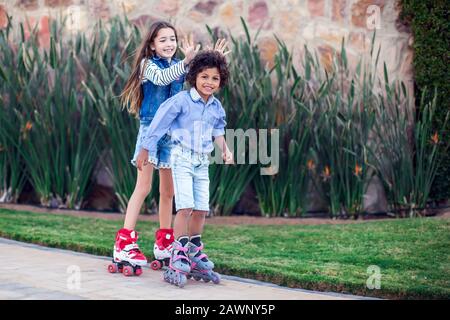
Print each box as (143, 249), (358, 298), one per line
(0, 237), (370, 300)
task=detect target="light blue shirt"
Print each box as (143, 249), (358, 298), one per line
(142, 88), (227, 156)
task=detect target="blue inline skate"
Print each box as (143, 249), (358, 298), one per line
(187, 235), (221, 284)
(163, 237), (191, 288)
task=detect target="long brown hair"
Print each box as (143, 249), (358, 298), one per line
(120, 21), (178, 115)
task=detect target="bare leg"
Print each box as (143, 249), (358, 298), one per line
(123, 164), (154, 230)
(158, 168), (174, 229)
(189, 210), (208, 237)
(173, 208), (193, 239)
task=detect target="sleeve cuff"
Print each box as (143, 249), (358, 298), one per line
(212, 128), (225, 137)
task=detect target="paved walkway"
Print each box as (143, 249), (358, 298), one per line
(0, 237), (371, 300)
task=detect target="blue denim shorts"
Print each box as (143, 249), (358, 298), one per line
(170, 144), (210, 211)
(131, 123), (172, 170)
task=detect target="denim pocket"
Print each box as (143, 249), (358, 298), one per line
(157, 133), (171, 147)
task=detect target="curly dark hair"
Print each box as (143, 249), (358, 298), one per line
(186, 51), (230, 89)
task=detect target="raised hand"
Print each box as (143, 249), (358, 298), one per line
(179, 33), (201, 65)
(206, 38), (232, 57)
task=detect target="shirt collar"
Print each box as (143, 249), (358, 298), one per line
(189, 87), (215, 106)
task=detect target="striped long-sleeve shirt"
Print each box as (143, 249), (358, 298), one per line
(140, 58), (186, 86)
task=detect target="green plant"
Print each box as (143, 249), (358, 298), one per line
(207, 20), (265, 215)
(372, 86), (449, 216)
(299, 38), (380, 218)
(253, 38), (314, 217)
(400, 0), (450, 200)
(0, 17), (99, 208)
(212, 20), (313, 217)
(0, 16), (28, 203)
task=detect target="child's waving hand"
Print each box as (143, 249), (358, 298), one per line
(206, 38), (232, 57)
(179, 33), (201, 64)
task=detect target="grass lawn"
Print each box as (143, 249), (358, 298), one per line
(0, 208), (448, 299)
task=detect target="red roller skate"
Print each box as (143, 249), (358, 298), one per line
(150, 228), (174, 271)
(108, 228), (147, 277)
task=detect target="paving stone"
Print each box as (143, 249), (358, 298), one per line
(0, 238), (372, 300)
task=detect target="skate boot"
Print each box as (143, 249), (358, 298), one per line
(150, 228), (174, 270)
(163, 236), (191, 288)
(107, 228), (147, 277)
(187, 235), (221, 284)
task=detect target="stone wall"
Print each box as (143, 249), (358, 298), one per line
(1, 0), (413, 86)
(0, 0), (414, 213)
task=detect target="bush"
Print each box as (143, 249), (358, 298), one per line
(400, 0), (450, 201)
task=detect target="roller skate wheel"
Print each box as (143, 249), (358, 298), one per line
(135, 267), (143, 276)
(203, 278), (211, 283)
(150, 260), (162, 270)
(123, 266), (134, 276)
(186, 274), (192, 279)
(193, 276), (201, 281)
(108, 264), (118, 273)
(212, 273), (221, 284)
(163, 270), (169, 280)
(177, 274), (187, 288)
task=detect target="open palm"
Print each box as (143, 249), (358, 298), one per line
(179, 34), (201, 64)
(206, 38), (232, 57)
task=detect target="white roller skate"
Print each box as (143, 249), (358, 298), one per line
(187, 235), (221, 284)
(150, 228), (174, 271)
(163, 237), (191, 288)
(107, 228), (147, 277)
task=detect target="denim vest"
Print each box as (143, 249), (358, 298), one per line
(139, 56), (185, 124)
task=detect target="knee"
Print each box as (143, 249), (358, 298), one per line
(177, 208), (193, 217)
(192, 210), (208, 217)
(135, 182), (151, 198)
